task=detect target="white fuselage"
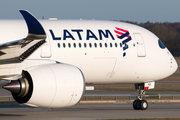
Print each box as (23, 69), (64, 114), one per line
(0, 20), (177, 84)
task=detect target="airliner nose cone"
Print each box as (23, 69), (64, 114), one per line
(3, 80), (20, 94)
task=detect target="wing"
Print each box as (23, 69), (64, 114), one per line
(0, 10), (46, 64)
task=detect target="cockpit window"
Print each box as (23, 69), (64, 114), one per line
(158, 39), (166, 49)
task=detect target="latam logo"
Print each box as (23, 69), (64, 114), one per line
(114, 27), (132, 57)
(49, 29), (115, 40)
(50, 28), (132, 57)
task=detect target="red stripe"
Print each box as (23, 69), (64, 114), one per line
(114, 30), (124, 35)
(115, 30), (130, 38)
(144, 87), (149, 90)
(116, 27), (128, 32)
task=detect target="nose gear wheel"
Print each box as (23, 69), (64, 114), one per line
(133, 99), (148, 110)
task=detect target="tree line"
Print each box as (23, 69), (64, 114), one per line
(118, 20), (180, 56)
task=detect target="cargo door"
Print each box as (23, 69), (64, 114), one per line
(134, 33), (146, 57)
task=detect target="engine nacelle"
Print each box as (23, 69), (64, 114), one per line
(4, 63), (85, 108)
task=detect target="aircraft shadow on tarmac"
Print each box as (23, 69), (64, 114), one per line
(0, 102), (30, 108)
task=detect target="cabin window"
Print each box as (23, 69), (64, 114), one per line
(115, 43), (117, 47)
(63, 43), (66, 48)
(79, 43), (81, 48)
(99, 43), (102, 48)
(94, 43), (97, 48)
(120, 43), (122, 47)
(84, 43), (87, 48)
(58, 43), (60, 48)
(105, 43), (107, 47)
(89, 43), (92, 48)
(110, 43), (112, 47)
(73, 43), (76, 48)
(68, 43), (71, 48)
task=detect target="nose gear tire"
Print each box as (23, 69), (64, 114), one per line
(133, 99), (148, 110)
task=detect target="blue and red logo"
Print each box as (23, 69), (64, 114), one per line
(114, 27), (132, 57)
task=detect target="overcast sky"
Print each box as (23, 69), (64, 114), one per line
(0, 0), (179, 23)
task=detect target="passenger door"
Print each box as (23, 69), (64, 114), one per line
(41, 34), (52, 58)
(133, 33), (146, 57)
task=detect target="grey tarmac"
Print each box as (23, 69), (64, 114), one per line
(0, 102), (180, 120)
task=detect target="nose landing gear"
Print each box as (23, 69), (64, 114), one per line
(133, 83), (153, 110)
